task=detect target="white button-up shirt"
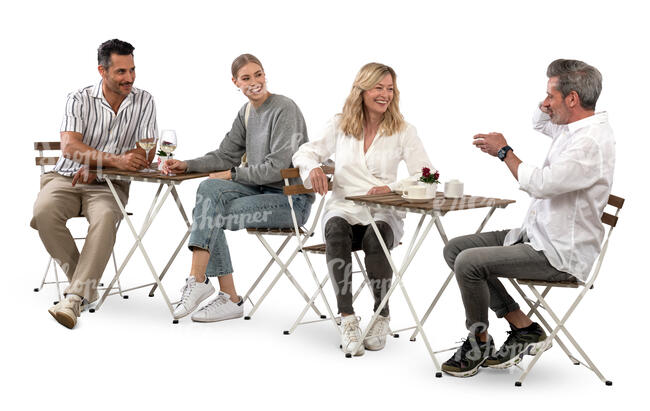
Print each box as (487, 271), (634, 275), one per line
(293, 116), (433, 246)
(505, 108), (616, 281)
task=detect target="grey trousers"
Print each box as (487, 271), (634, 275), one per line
(324, 216), (394, 317)
(443, 230), (575, 332)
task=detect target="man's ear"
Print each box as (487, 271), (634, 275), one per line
(567, 90), (580, 108)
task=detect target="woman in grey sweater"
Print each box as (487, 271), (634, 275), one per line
(163, 54), (313, 323)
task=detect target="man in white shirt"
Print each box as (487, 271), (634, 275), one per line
(30, 39), (157, 329)
(440, 59), (615, 378)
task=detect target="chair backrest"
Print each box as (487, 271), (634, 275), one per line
(34, 141), (61, 175)
(280, 165), (334, 195)
(587, 194), (625, 287)
(600, 194), (624, 228)
(280, 165), (335, 245)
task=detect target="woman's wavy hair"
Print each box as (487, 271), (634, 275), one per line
(339, 62), (404, 139)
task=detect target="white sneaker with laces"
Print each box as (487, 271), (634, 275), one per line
(340, 315), (365, 356)
(364, 315), (390, 351)
(191, 292), (244, 323)
(173, 276), (215, 319)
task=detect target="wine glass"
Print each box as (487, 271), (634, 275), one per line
(160, 130), (178, 176)
(137, 126), (158, 173)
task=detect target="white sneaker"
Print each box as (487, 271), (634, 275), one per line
(340, 315), (365, 356)
(191, 292), (244, 323)
(364, 315), (390, 351)
(173, 276), (215, 319)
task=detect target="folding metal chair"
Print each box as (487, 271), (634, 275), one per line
(241, 165), (335, 321)
(282, 243), (376, 335)
(279, 167), (399, 341)
(33, 141), (127, 304)
(508, 194), (624, 387)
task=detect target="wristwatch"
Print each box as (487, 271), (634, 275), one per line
(230, 166), (237, 179)
(497, 145), (513, 161)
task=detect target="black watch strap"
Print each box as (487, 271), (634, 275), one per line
(498, 145), (513, 161)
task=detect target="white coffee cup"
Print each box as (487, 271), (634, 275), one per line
(404, 185), (428, 199)
(399, 178), (418, 191)
(444, 179), (464, 198)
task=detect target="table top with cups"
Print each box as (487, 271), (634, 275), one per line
(345, 191), (515, 215)
(98, 168), (210, 184)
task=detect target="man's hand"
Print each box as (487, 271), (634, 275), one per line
(473, 132), (508, 157)
(209, 170), (232, 180)
(163, 159), (188, 175)
(113, 151), (149, 171)
(309, 167), (329, 196)
(71, 167), (97, 186)
(367, 185), (391, 195)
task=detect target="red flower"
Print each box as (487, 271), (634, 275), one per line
(433, 171), (440, 181)
(422, 167), (431, 177)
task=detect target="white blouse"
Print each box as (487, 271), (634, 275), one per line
(292, 115), (434, 246)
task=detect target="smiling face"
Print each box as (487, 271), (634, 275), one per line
(233, 62), (268, 103)
(362, 73), (394, 118)
(542, 77), (572, 124)
(99, 53), (135, 97)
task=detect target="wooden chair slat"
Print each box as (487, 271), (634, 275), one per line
(34, 142), (61, 150)
(281, 168), (300, 179)
(601, 212), (618, 227)
(35, 157), (59, 166)
(283, 182), (332, 196)
(517, 278), (584, 288)
(607, 194), (624, 210)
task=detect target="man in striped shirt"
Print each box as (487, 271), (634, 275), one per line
(30, 39), (158, 329)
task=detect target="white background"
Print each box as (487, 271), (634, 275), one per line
(1, 0), (647, 409)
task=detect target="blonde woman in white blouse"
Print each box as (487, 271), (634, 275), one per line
(293, 63), (434, 356)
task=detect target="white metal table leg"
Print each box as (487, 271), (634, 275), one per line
(354, 208), (442, 375)
(95, 180), (176, 319)
(409, 206), (498, 341)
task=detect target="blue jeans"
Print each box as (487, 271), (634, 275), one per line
(188, 178), (313, 277)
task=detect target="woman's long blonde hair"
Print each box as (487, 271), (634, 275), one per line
(339, 62), (404, 139)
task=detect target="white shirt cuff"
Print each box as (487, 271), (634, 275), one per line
(300, 164), (321, 189)
(518, 162), (535, 192)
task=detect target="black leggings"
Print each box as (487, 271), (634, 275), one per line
(324, 216), (394, 317)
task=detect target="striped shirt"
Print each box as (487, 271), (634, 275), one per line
(55, 80), (158, 176)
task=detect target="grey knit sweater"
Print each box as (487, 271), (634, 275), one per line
(185, 94), (309, 189)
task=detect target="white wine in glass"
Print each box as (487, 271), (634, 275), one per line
(137, 126), (158, 173)
(160, 129), (178, 176)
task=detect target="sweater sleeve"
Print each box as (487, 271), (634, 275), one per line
(185, 110), (246, 173)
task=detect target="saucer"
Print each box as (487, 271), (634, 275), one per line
(401, 194), (435, 203)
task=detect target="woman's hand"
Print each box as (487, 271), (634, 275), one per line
(367, 185), (391, 195)
(309, 167), (329, 195)
(163, 159), (188, 175)
(209, 170), (232, 180)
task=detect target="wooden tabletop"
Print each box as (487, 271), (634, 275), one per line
(345, 192), (515, 214)
(98, 168), (210, 183)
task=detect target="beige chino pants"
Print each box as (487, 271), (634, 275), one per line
(30, 172), (130, 302)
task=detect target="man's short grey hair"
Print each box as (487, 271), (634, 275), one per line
(547, 59), (602, 111)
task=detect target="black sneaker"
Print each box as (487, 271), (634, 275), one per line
(442, 334), (495, 378)
(484, 322), (551, 369)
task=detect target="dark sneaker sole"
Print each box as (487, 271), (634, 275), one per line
(442, 358), (487, 378)
(485, 340), (552, 369)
